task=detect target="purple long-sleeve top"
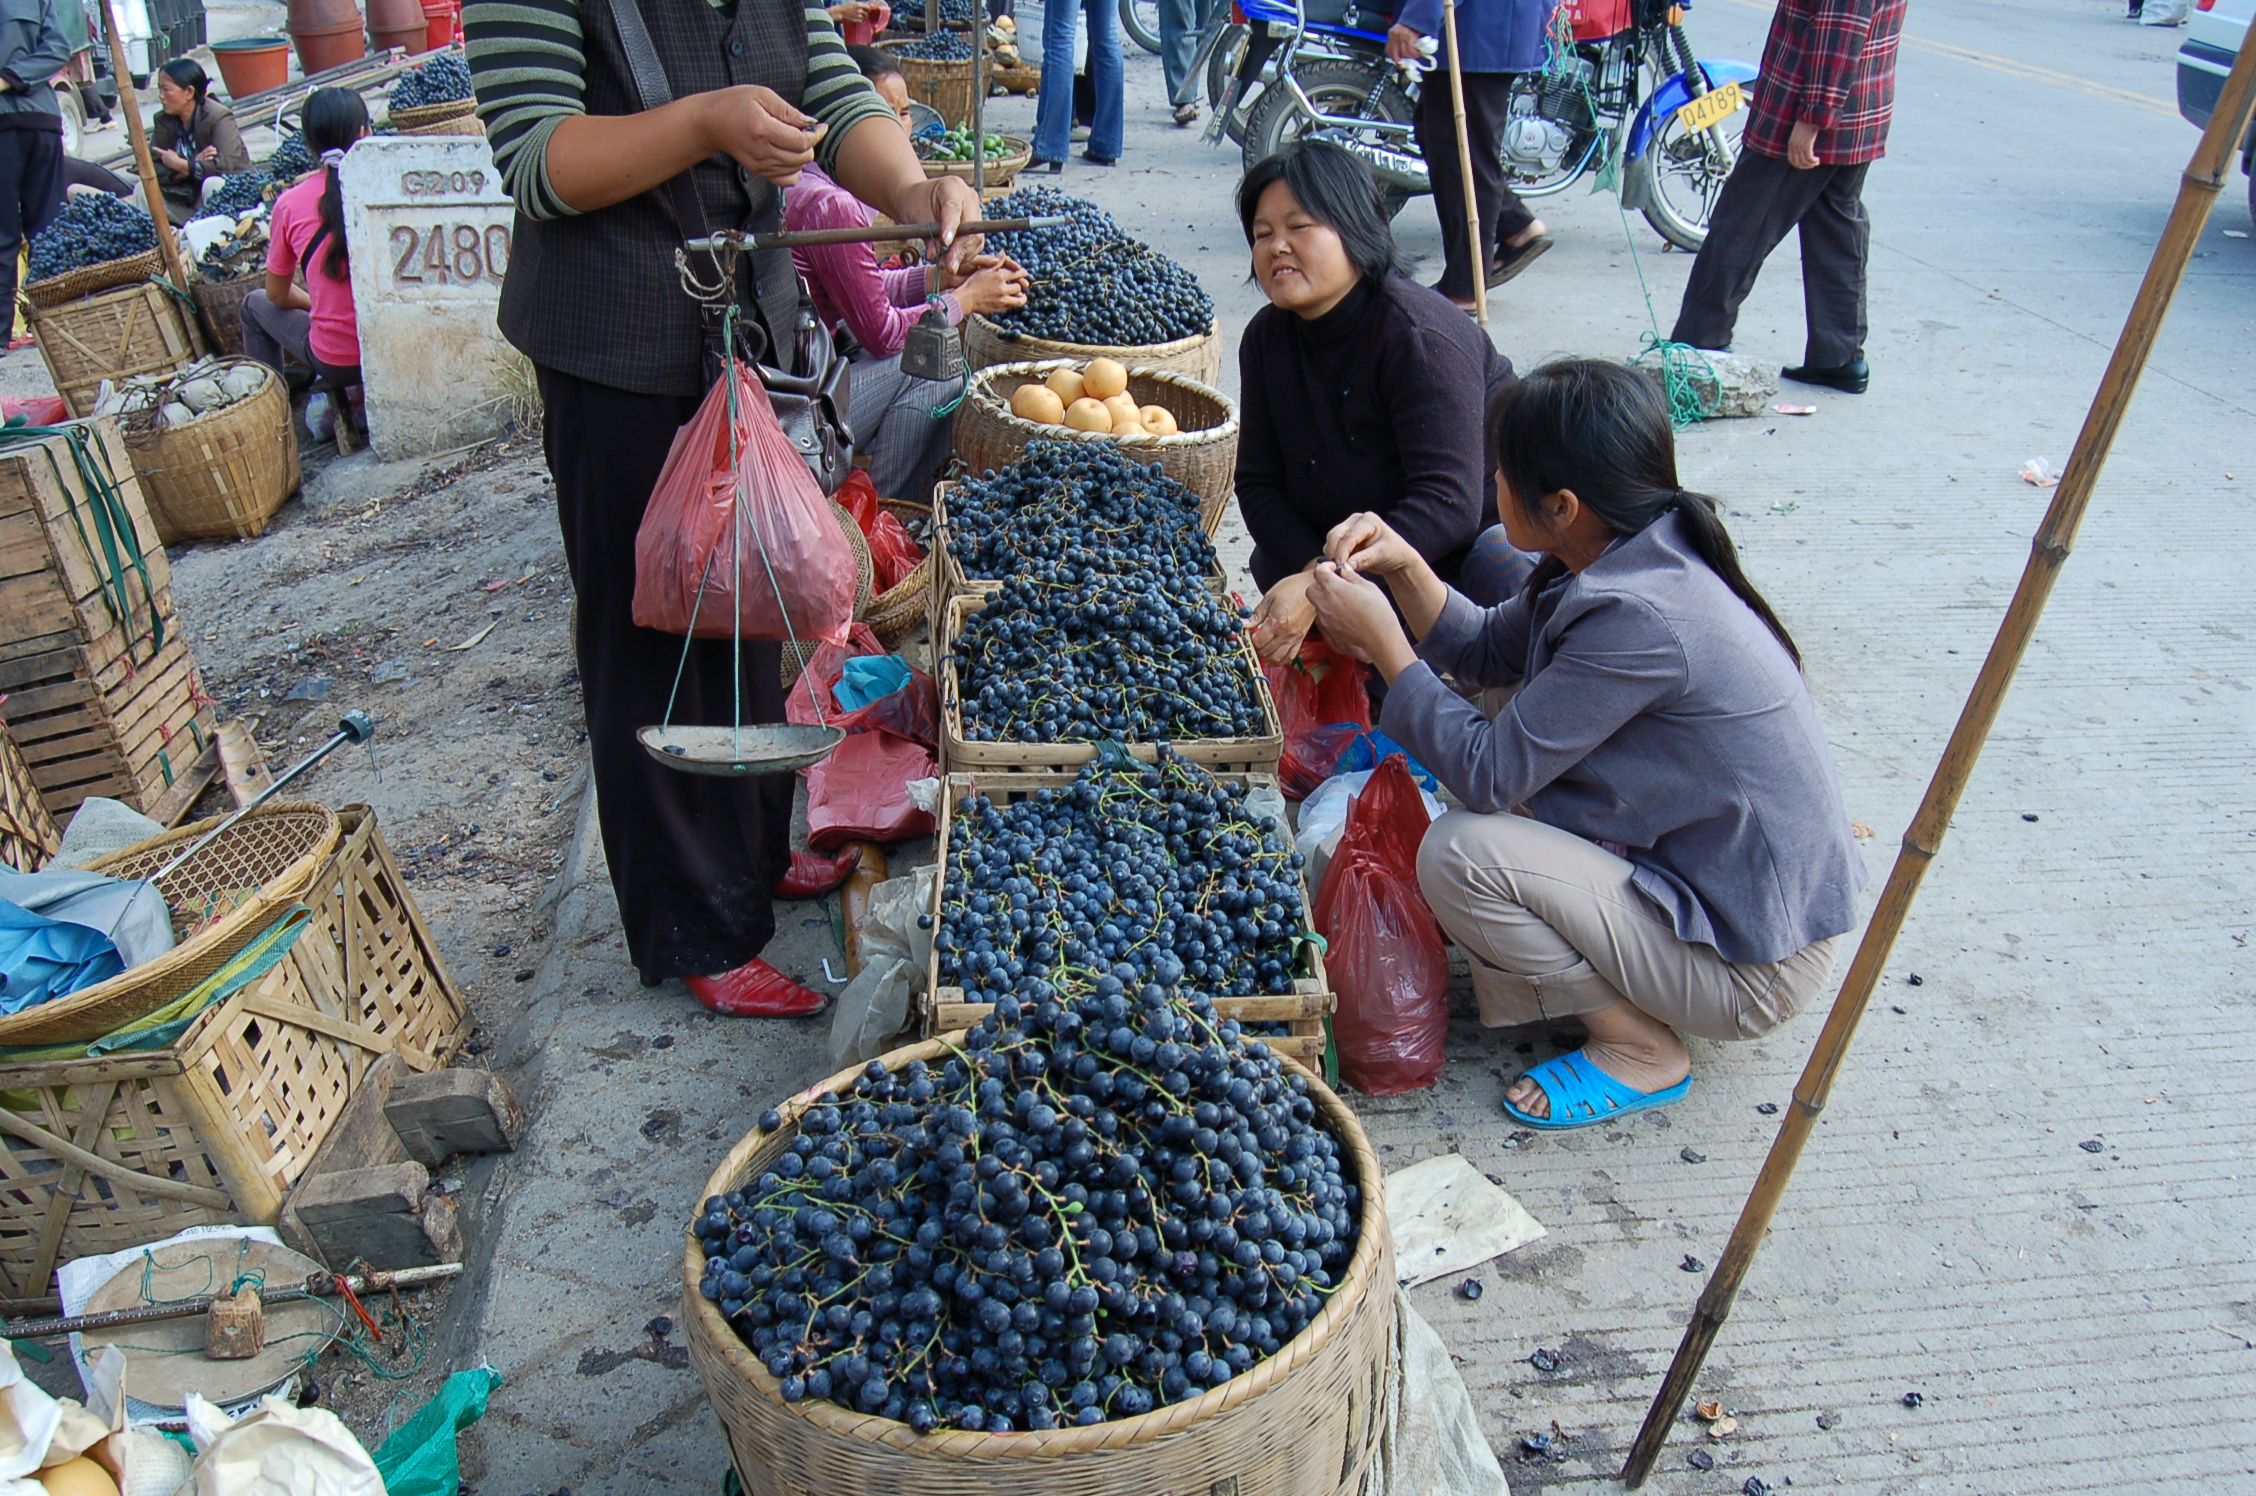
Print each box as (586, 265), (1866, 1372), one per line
(1378, 511), (1867, 964)
(786, 166), (963, 359)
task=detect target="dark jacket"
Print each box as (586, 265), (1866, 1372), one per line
(1379, 509), (1867, 965)
(150, 99), (250, 216)
(1235, 273), (1512, 592)
(0, 0), (71, 132)
(1395, 0), (1554, 74)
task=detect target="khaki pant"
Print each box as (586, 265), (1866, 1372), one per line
(1416, 810), (1839, 1041)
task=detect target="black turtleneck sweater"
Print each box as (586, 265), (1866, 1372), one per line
(1235, 273), (1512, 592)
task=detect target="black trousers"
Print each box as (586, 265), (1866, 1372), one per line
(1670, 149), (1871, 368)
(538, 365), (793, 982)
(1413, 70), (1536, 302)
(0, 127), (63, 315)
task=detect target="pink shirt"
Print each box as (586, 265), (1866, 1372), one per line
(267, 174), (361, 368)
(785, 166), (960, 360)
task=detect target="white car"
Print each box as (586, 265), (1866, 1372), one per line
(2177, 0), (2254, 221)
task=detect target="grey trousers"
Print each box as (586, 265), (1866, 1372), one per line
(1669, 149), (1872, 368)
(239, 288), (312, 376)
(1416, 809), (1840, 1041)
(846, 351), (956, 503)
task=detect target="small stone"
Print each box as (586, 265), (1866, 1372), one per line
(371, 658), (412, 684)
(1891, 1005), (1908, 1015)
(1681, 1254), (1706, 1273)
(1901, 1391), (1923, 1408)
(2078, 1139), (2104, 1153)
(651, 1034), (674, 1049)
(284, 676), (332, 702)
(1680, 1147), (1706, 1164)
(514, 969), (535, 983)
(1688, 1448), (1715, 1471)
(2022, 813), (2039, 822)
(1456, 1277), (1483, 1301)
(492, 942), (511, 957)
(1529, 1348), (1560, 1373)
(1816, 1410), (1840, 1429)
(1756, 1102), (1780, 1115)
(1744, 1480), (1771, 1496)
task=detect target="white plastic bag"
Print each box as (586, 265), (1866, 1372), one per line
(829, 866), (937, 1068)
(1296, 770), (1445, 896)
(186, 1393), (382, 1496)
(2139, 0), (2187, 25)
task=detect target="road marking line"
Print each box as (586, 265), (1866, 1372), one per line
(1709, 0), (2180, 117)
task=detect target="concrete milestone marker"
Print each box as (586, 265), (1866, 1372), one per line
(341, 137), (518, 461)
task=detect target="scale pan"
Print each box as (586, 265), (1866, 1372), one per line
(638, 723), (844, 775)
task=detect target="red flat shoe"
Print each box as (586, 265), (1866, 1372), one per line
(773, 847), (861, 900)
(685, 959), (828, 1017)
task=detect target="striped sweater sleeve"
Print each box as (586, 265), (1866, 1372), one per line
(466, 0), (893, 221)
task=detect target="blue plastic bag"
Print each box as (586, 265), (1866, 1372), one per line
(1335, 729), (1439, 793)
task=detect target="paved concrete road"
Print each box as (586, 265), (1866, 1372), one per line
(457, 0), (2256, 1489)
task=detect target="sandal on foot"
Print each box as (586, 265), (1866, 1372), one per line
(1486, 235), (1553, 286)
(1502, 1048), (1691, 1131)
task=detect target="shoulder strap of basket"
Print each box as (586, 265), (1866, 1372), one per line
(606, 0), (800, 368)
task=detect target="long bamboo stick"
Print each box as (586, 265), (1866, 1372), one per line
(1620, 23), (2256, 1487)
(94, 0), (191, 292)
(1440, 0), (1487, 327)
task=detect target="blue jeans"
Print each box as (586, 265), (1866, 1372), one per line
(1157, 0), (1222, 105)
(1035, 0), (1124, 160)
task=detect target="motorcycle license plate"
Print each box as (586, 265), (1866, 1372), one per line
(1674, 80), (1744, 134)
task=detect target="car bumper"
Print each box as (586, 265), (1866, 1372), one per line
(2177, 37), (2254, 161)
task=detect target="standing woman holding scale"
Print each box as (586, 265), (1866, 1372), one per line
(466, 0), (982, 1016)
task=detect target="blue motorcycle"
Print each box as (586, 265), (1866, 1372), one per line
(1214, 0), (1756, 250)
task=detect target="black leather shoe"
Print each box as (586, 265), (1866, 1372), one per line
(1781, 359), (1869, 394)
(1027, 156), (1064, 174)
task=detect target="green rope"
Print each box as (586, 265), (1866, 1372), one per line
(0, 422), (167, 654)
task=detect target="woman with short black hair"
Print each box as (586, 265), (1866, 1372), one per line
(149, 58), (249, 224)
(1234, 140), (1520, 667)
(1306, 359), (1865, 1129)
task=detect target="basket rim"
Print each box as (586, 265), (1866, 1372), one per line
(880, 38), (977, 71)
(683, 1032), (1387, 1460)
(388, 95), (478, 126)
(969, 314), (1217, 362)
(965, 358), (1239, 452)
(23, 247), (165, 307)
(0, 801), (341, 1047)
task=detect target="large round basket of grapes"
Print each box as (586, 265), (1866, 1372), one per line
(955, 359), (1239, 534)
(881, 36), (977, 128)
(23, 247), (164, 310)
(684, 1021), (1395, 1495)
(965, 315), (1223, 388)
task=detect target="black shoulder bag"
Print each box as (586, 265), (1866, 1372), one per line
(607, 0), (856, 496)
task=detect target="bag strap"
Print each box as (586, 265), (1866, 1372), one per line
(607, 0), (803, 370)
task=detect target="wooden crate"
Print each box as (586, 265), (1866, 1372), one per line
(921, 769), (1331, 1067)
(0, 719), (57, 873)
(938, 591), (1282, 775)
(0, 420), (213, 817)
(28, 281), (203, 418)
(0, 805), (471, 1298)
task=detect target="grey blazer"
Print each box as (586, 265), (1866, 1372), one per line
(1378, 509), (1867, 965)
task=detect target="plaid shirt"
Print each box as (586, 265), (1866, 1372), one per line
(1743, 0), (1909, 166)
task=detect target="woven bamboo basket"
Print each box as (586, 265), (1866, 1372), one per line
(860, 497), (933, 648)
(22, 248), (164, 311)
(684, 1035), (1392, 1496)
(397, 112), (487, 137)
(388, 96), (477, 130)
(123, 360), (302, 545)
(0, 804), (468, 1298)
(0, 720), (58, 874)
(966, 315), (1224, 386)
(919, 135), (1032, 187)
(938, 591), (1282, 775)
(921, 770), (1331, 1065)
(989, 60), (1040, 95)
(30, 281), (204, 419)
(0, 801), (340, 1048)
(189, 273), (261, 357)
(953, 361), (1239, 534)
(881, 42), (977, 127)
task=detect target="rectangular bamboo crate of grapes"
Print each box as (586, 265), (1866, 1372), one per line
(0, 805), (470, 1299)
(930, 479), (1230, 616)
(920, 769), (1332, 1067)
(0, 419), (215, 816)
(937, 591), (1282, 776)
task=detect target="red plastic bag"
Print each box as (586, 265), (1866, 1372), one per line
(805, 730), (937, 850)
(632, 361), (856, 645)
(785, 623), (938, 748)
(1, 396), (68, 427)
(1313, 755), (1449, 1095)
(837, 468), (926, 593)
(1264, 639), (1372, 799)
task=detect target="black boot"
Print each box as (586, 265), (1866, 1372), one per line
(1781, 359), (1869, 395)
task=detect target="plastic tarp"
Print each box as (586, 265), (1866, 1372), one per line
(0, 866), (174, 1013)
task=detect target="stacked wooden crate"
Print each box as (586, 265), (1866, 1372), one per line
(0, 419), (215, 818)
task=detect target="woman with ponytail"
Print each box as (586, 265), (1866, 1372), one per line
(1305, 358), (1865, 1130)
(239, 88), (369, 441)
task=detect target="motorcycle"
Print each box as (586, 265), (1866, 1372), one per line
(1210, 0), (1757, 250)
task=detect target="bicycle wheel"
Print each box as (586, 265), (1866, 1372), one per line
(1121, 0), (1161, 52)
(1631, 82), (1751, 251)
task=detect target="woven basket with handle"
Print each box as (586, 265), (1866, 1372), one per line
(23, 248), (164, 311)
(953, 360), (1239, 535)
(684, 1034), (1393, 1496)
(860, 497), (933, 648)
(123, 358), (301, 544)
(190, 274), (261, 357)
(0, 801), (339, 1048)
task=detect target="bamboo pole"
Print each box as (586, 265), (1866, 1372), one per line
(1620, 22), (2256, 1487)
(1440, 0), (1486, 327)
(94, 0), (191, 292)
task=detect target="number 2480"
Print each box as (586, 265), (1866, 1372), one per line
(391, 224), (512, 286)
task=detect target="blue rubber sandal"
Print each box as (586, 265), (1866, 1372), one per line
(1501, 1049), (1693, 1131)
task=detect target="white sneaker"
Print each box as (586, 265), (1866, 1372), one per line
(302, 393), (331, 442)
(1071, 124), (1091, 142)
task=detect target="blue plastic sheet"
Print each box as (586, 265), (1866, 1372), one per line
(0, 866), (174, 1014)
(834, 654), (913, 712)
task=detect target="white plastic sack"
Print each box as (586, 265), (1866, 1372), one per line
(2139, 0), (2187, 24)
(1295, 770), (1446, 895)
(186, 1394), (382, 1496)
(1363, 1290), (1510, 1496)
(829, 866), (938, 1068)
